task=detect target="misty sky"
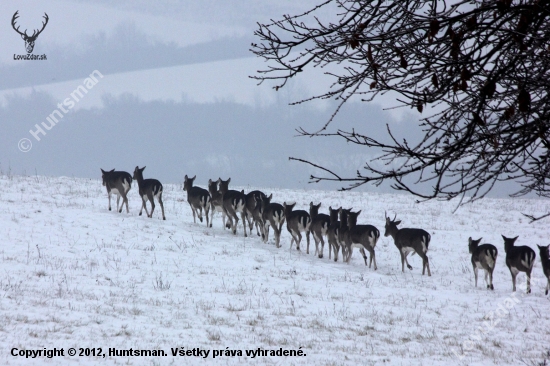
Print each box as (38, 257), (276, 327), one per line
(0, 0), (534, 198)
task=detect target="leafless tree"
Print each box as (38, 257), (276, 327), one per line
(251, 0), (550, 221)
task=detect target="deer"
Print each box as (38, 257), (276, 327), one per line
(384, 212), (431, 276)
(218, 178), (247, 237)
(343, 210), (380, 270)
(245, 190), (267, 236)
(207, 178), (226, 228)
(258, 194), (285, 248)
(183, 175), (211, 227)
(132, 166), (165, 220)
(326, 206), (342, 261)
(12, 11), (49, 53)
(283, 202), (311, 252)
(502, 235), (536, 293)
(537, 244), (550, 295)
(337, 208), (353, 262)
(309, 202), (330, 258)
(100, 168), (132, 213)
(468, 237), (498, 290)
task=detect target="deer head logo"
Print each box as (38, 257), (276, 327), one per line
(12, 11), (49, 54)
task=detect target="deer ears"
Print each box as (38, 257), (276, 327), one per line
(267, 193), (273, 200)
(356, 210), (362, 215)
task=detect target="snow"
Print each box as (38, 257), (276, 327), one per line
(0, 173), (549, 365)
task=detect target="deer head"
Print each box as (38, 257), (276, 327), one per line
(12, 11), (49, 54)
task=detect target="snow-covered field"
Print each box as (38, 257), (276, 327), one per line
(0, 173), (549, 365)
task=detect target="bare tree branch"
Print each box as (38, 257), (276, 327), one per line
(252, 0), (550, 219)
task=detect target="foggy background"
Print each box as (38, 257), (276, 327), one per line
(0, 0), (531, 197)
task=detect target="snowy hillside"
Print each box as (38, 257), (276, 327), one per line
(0, 173), (549, 365)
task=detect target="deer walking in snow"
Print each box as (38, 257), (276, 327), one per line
(309, 202), (330, 258)
(133, 166), (165, 220)
(101, 168), (132, 214)
(503, 235), (536, 293)
(245, 190), (267, 237)
(384, 212), (431, 276)
(183, 175), (210, 227)
(468, 237), (498, 290)
(538, 244), (550, 295)
(219, 178), (247, 237)
(284, 202), (311, 252)
(343, 210), (380, 270)
(258, 194), (285, 248)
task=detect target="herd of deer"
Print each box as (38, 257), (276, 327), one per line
(100, 167), (550, 296)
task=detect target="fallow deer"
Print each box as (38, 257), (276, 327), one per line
(258, 194), (285, 248)
(468, 237), (498, 290)
(337, 208), (353, 261)
(344, 210), (380, 270)
(219, 178), (247, 237)
(309, 202), (330, 258)
(284, 202), (311, 252)
(132, 166), (165, 220)
(326, 206), (342, 261)
(208, 178), (225, 228)
(503, 235), (536, 293)
(183, 175), (211, 227)
(245, 190), (267, 237)
(384, 212), (431, 276)
(100, 168), (132, 214)
(537, 244), (550, 295)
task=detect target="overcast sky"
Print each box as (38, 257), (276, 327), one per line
(0, 0), (533, 198)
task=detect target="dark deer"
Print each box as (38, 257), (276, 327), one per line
(502, 235), (536, 293)
(537, 244), (550, 295)
(218, 178), (247, 236)
(258, 194), (285, 248)
(468, 237), (498, 290)
(245, 190), (267, 236)
(207, 179), (225, 228)
(326, 206), (342, 261)
(384, 212), (432, 276)
(12, 11), (49, 53)
(309, 202), (330, 258)
(337, 208), (353, 261)
(344, 210), (380, 269)
(183, 175), (210, 227)
(100, 168), (132, 213)
(284, 202), (311, 252)
(132, 166), (165, 220)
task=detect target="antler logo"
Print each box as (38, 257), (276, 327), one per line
(12, 11), (49, 54)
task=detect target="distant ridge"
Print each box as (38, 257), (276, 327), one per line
(0, 36), (251, 91)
